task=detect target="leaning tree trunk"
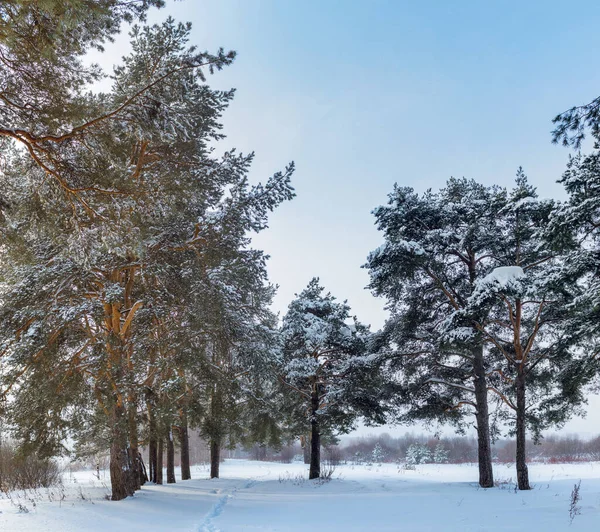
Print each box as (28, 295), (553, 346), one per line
(210, 439), (221, 479)
(166, 429), (176, 484)
(309, 391), (321, 480)
(179, 413), (191, 481)
(109, 400), (136, 501)
(138, 452), (148, 484)
(156, 437), (164, 485)
(472, 344), (494, 488)
(515, 365), (530, 490)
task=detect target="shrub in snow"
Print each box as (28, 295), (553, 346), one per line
(353, 451), (366, 465)
(0, 442), (62, 490)
(569, 480), (582, 524)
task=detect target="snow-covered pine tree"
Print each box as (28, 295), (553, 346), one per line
(0, 1), (164, 58)
(457, 172), (586, 490)
(405, 443), (430, 466)
(0, 19), (294, 500)
(185, 255), (282, 479)
(279, 278), (385, 479)
(365, 178), (506, 488)
(547, 94), (600, 473)
(371, 443), (385, 465)
(552, 90), (600, 148)
(433, 443), (449, 464)
(545, 153), (600, 395)
(0, 1), (231, 222)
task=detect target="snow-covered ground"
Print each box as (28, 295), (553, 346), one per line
(1, 459), (599, 531)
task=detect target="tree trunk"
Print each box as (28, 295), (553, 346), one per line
(302, 435), (310, 464)
(156, 437), (163, 485)
(472, 344), (494, 488)
(166, 429), (176, 484)
(138, 452), (148, 484)
(148, 400), (158, 483)
(210, 439), (220, 479)
(179, 413), (191, 481)
(127, 402), (142, 490)
(109, 401), (135, 501)
(515, 366), (530, 490)
(209, 376), (223, 479)
(309, 392), (321, 480)
(149, 438), (157, 483)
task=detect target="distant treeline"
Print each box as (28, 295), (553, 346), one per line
(242, 433), (600, 465)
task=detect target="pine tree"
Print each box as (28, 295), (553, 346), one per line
(0, 1), (175, 209)
(279, 278), (384, 479)
(405, 443), (430, 466)
(433, 443), (449, 464)
(371, 443), (385, 465)
(552, 93), (600, 148)
(456, 172), (586, 490)
(366, 178), (506, 488)
(0, 18), (294, 500)
(546, 152), (600, 387)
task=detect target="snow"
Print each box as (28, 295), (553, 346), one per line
(2, 459), (600, 531)
(510, 197), (538, 210)
(480, 266), (525, 287)
(395, 239), (426, 256)
(444, 325), (475, 342)
(469, 265), (526, 305)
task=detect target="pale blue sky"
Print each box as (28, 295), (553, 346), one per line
(132, 0), (600, 330)
(93, 0), (600, 435)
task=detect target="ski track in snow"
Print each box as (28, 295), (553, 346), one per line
(199, 490), (233, 532)
(197, 475), (263, 532)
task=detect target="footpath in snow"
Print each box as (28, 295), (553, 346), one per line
(1, 459), (599, 531)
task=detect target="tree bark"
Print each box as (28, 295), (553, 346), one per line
(138, 452), (148, 484)
(127, 402), (142, 490)
(156, 437), (163, 485)
(515, 366), (530, 490)
(148, 400), (157, 483)
(209, 374), (223, 479)
(179, 413), (191, 481)
(166, 429), (176, 484)
(472, 344), (494, 488)
(109, 401), (135, 501)
(302, 435), (310, 464)
(149, 438), (157, 484)
(210, 439), (221, 479)
(309, 391), (321, 480)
